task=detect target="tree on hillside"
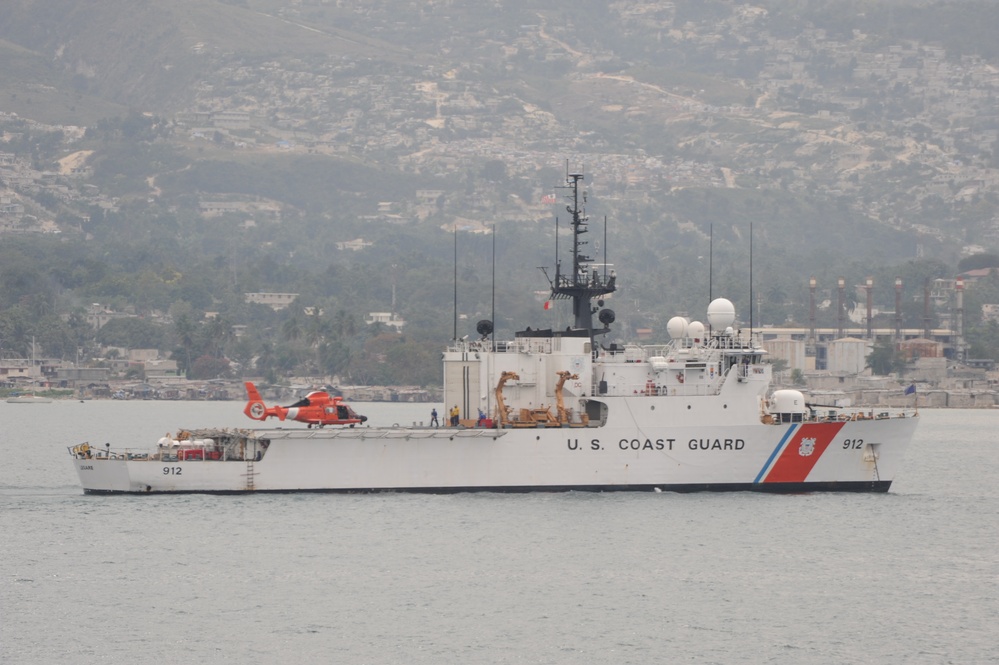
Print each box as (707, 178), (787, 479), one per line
(958, 254), (999, 272)
(174, 314), (196, 377)
(282, 314), (303, 344)
(866, 338), (901, 376)
(189, 354), (231, 380)
(96, 317), (168, 350)
(966, 320), (999, 361)
(204, 316), (234, 358)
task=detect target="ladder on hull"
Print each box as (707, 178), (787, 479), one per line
(245, 459), (256, 491)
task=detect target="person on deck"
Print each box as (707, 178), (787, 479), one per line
(430, 408), (439, 428)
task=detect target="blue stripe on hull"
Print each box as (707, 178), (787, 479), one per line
(754, 423), (798, 483)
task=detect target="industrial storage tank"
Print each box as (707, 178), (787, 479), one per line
(827, 338), (872, 374)
(763, 337), (808, 371)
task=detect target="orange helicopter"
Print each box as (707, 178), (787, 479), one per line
(243, 382), (367, 427)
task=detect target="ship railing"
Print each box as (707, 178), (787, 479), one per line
(597, 381), (721, 398)
(598, 343), (720, 363)
(598, 336), (759, 361)
(68, 438), (256, 462)
(761, 408), (917, 425)
(488, 339), (554, 354)
(266, 427), (504, 439)
(805, 408), (918, 423)
(456, 340), (483, 352)
(68, 442), (151, 461)
(447, 339), (554, 354)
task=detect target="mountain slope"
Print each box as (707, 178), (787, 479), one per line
(0, 0), (413, 112)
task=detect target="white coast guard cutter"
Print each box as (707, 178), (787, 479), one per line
(70, 173), (917, 494)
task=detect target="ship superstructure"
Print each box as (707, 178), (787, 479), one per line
(444, 171), (767, 433)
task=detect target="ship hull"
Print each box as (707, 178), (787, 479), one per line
(79, 482), (893, 495)
(72, 415), (917, 495)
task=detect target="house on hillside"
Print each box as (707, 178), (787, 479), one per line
(245, 292), (299, 310)
(365, 312), (406, 331)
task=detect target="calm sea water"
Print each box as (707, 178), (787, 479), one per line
(1, 402), (996, 664)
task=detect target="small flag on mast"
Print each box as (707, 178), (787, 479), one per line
(544, 301), (552, 310)
(904, 384), (916, 395)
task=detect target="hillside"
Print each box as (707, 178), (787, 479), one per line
(2, 0), (999, 380)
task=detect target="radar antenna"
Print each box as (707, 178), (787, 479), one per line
(549, 172), (616, 336)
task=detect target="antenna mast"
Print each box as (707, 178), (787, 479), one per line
(749, 222), (753, 334)
(709, 223), (713, 306)
(549, 172), (616, 336)
(491, 223), (496, 351)
(452, 223), (458, 340)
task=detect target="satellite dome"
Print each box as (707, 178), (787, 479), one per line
(771, 389), (806, 413)
(666, 316), (689, 340)
(688, 320), (705, 343)
(707, 298), (736, 329)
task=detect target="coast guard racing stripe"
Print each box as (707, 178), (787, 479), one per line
(756, 421), (846, 484)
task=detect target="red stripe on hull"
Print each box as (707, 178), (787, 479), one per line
(764, 421), (846, 483)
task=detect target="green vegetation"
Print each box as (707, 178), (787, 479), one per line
(866, 339), (903, 376)
(0, 388), (73, 399)
(2, 0), (998, 385)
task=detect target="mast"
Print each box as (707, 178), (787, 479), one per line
(452, 223), (458, 340)
(549, 172), (616, 336)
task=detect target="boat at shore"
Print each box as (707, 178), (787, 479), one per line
(69, 172), (918, 495)
(7, 393), (53, 404)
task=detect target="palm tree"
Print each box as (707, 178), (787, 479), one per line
(320, 340), (352, 379)
(866, 339), (899, 376)
(175, 314), (196, 377)
(332, 309), (357, 338)
(255, 340), (275, 376)
(304, 311), (328, 377)
(282, 315), (303, 345)
(206, 316), (234, 358)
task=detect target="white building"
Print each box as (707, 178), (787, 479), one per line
(365, 312), (406, 330)
(245, 293), (299, 311)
